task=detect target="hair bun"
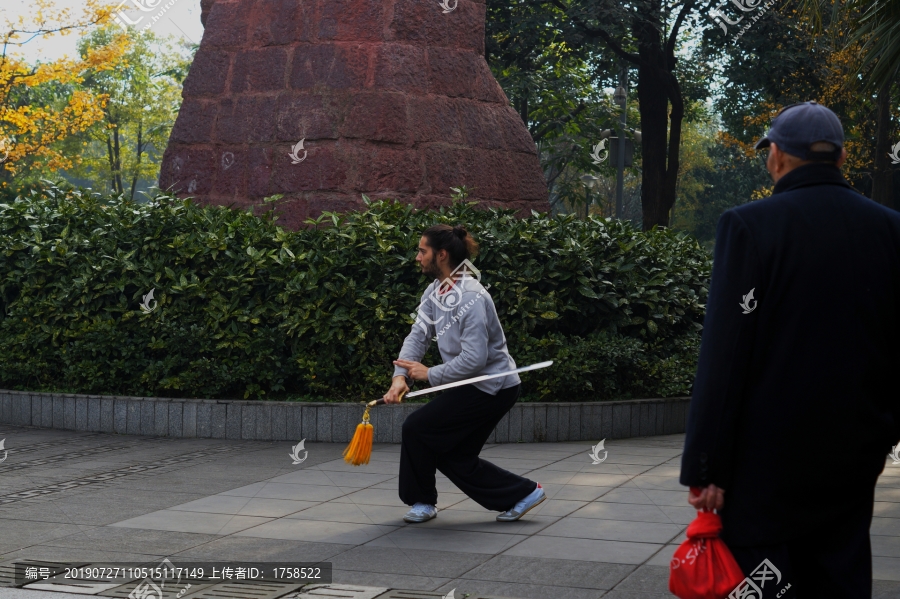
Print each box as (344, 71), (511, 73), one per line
(453, 225), (467, 238)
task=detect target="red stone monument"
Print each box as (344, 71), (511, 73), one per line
(158, 0), (549, 228)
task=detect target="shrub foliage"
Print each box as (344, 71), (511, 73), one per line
(0, 185), (710, 401)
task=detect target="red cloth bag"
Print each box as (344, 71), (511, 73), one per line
(669, 509), (746, 599)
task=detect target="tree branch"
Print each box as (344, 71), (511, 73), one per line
(544, 0), (648, 68)
(531, 101), (587, 141)
(666, 0), (697, 60)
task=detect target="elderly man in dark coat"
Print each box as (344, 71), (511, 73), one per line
(680, 101), (900, 598)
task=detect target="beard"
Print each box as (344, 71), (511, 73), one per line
(421, 259), (440, 279)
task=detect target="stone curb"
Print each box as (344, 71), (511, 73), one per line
(0, 389), (690, 443)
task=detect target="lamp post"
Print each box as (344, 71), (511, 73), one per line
(613, 66), (628, 220)
(580, 174), (599, 218)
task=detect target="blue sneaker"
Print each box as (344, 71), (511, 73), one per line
(497, 483), (545, 521)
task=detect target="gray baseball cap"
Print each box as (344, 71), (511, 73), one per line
(754, 101), (844, 161)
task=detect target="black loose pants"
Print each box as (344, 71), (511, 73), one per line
(727, 484), (876, 599)
(399, 383), (536, 511)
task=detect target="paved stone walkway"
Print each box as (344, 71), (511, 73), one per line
(0, 424), (898, 598)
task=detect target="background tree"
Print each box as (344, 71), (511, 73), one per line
(62, 27), (189, 200)
(796, 0), (900, 208)
(703, 1), (898, 209)
(0, 0), (127, 187)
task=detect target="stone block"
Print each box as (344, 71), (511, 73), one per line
(638, 403), (650, 437)
(601, 404), (613, 440)
(182, 47), (230, 97)
(272, 404), (287, 441)
(274, 93), (337, 143)
(290, 43), (369, 91)
(183, 402), (197, 438)
(215, 95), (277, 144)
(520, 404), (534, 443)
(391, 404), (402, 443)
(269, 144), (348, 195)
(32, 394), (42, 427)
(340, 92), (409, 144)
(101, 398), (115, 433)
(286, 405), (303, 442)
(230, 46), (289, 93)
(589, 404), (603, 441)
(40, 394), (52, 428)
(532, 404), (547, 443)
(630, 403), (641, 438)
(389, 0), (484, 53)
(197, 402), (212, 438)
(256, 403), (272, 441)
(656, 400), (665, 434)
(664, 401), (674, 435)
(114, 399), (127, 434)
(0, 392), (11, 424)
(124, 400), (139, 435)
(74, 397), (87, 431)
(408, 96), (464, 145)
(545, 404), (558, 443)
(61, 396), (74, 430)
(507, 404), (522, 443)
(301, 405), (317, 442)
(331, 404), (349, 443)
(581, 404), (593, 442)
(226, 402), (242, 439)
(374, 405), (391, 444)
(350, 146), (422, 194)
(612, 404), (630, 439)
(88, 397), (101, 431)
(646, 401), (659, 435)
(168, 402), (184, 437)
(211, 403), (227, 439)
(155, 401), (169, 437)
(317, 0), (384, 41)
(248, 0), (312, 46)
(141, 400), (156, 436)
(557, 404), (569, 442)
(241, 403), (257, 440)
(315, 406), (332, 443)
(169, 99), (218, 145)
(372, 43), (428, 93)
(201, 0), (252, 47)
(568, 403), (581, 441)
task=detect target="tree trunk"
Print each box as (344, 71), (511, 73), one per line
(636, 62), (670, 229)
(871, 79), (894, 207)
(113, 128), (123, 195)
(633, 16), (683, 230)
(130, 122), (143, 201)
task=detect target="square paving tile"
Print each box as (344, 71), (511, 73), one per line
(235, 518), (398, 544)
(502, 535), (662, 565)
(267, 469), (396, 488)
(167, 495), (320, 517)
(572, 501), (695, 526)
(538, 517), (683, 544)
(110, 509), (272, 535)
(219, 482), (349, 502)
(285, 502), (409, 526)
(365, 527), (528, 555)
(871, 517), (900, 536)
(462, 555), (633, 590)
(329, 545), (488, 578)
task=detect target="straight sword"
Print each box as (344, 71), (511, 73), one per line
(365, 360), (553, 407)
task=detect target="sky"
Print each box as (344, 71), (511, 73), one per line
(1, 0), (205, 62)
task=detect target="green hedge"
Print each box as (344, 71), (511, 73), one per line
(0, 184), (710, 401)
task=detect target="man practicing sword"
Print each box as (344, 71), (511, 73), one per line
(383, 224), (546, 523)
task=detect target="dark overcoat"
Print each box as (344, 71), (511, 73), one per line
(680, 163), (900, 547)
